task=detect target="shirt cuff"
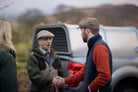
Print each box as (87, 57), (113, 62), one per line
(88, 86), (91, 92)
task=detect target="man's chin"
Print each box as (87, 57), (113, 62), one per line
(83, 39), (87, 43)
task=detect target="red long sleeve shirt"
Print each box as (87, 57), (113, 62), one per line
(64, 44), (111, 91)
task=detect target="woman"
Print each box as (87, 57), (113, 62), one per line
(0, 20), (18, 92)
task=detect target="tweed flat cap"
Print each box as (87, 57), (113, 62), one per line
(78, 18), (99, 29)
(37, 30), (55, 39)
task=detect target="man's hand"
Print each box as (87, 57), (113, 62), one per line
(52, 76), (65, 88)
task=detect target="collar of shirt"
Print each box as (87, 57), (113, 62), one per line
(39, 47), (50, 55)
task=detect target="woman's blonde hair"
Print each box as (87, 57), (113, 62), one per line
(0, 20), (15, 51)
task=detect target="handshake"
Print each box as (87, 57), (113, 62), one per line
(52, 76), (65, 88)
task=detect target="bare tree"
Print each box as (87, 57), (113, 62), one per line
(0, 0), (14, 19)
(17, 9), (45, 25)
(54, 4), (75, 22)
(55, 4), (67, 13)
(0, 0), (14, 9)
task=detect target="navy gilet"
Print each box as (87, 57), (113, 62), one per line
(83, 34), (112, 92)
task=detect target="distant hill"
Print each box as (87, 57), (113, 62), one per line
(45, 4), (138, 28)
(93, 5), (138, 27)
(94, 5), (138, 19)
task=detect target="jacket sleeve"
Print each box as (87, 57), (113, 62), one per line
(26, 54), (52, 87)
(64, 63), (86, 84)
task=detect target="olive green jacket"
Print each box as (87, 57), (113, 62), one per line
(27, 48), (63, 92)
(0, 48), (19, 92)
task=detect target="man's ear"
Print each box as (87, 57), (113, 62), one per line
(38, 40), (41, 44)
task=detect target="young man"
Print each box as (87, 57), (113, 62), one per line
(53, 18), (112, 92)
(27, 30), (63, 92)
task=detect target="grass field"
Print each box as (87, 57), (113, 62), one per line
(17, 62), (29, 92)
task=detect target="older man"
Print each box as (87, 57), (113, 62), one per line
(53, 18), (112, 92)
(27, 30), (63, 92)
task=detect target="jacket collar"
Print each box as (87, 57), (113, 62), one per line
(39, 47), (50, 55)
(7, 49), (16, 58)
(0, 48), (16, 58)
(87, 34), (102, 51)
(32, 47), (57, 60)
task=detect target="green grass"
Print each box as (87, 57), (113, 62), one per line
(17, 62), (27, 74)
(17, 61), (26, 69)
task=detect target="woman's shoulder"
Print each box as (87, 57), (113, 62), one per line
(0, 49), (10, 62)
(0, 48), (16, 58)
(0, 48), (7, 54)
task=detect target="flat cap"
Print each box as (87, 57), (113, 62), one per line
(78, 18), (99, 29)
(37, 30), (54, 39)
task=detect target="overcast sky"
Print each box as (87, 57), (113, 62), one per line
(1, 0), (138, 16)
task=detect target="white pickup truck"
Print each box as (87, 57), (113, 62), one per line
(31, 23), (138, 92)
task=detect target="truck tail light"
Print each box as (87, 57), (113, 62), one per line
(68, 62), (83, 87)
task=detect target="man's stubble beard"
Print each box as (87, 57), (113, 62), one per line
(82, 32), (88, 43)
(83, 37), (87, 43)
